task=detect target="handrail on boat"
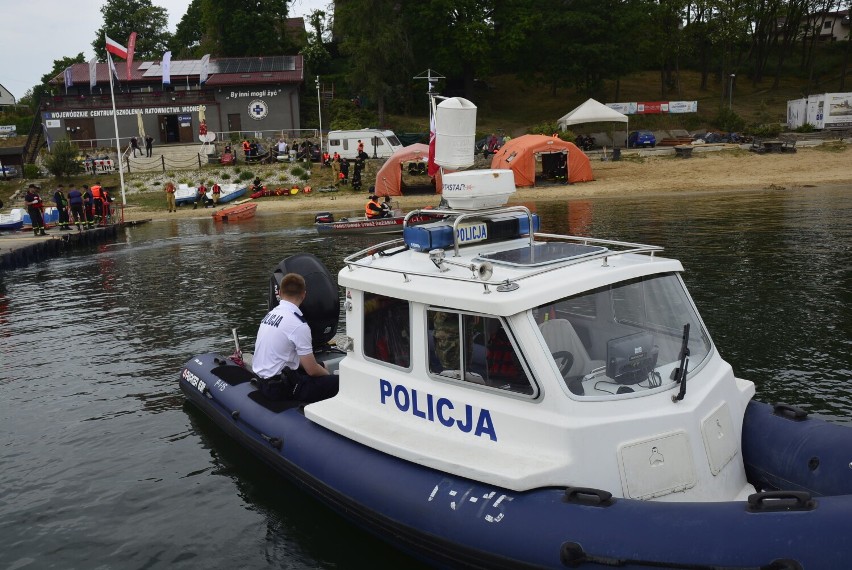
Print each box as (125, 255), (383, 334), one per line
(343, 207), (665, 292)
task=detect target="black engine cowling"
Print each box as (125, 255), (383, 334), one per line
(315, 212), (334, 224)
(268, 253), (339, 348)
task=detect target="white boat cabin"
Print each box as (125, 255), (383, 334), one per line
(307, 170), (756, 504)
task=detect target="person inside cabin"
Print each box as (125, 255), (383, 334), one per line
(365, 195), (384, 219)
(252, 273), (339, 403)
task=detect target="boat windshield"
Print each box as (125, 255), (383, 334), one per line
(535, 273), (711, 398)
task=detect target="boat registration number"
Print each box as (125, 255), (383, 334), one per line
(457, 222), (488, 244)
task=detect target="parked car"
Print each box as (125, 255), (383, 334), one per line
(0, 165), (19, 178)
(628, 131), (656, 148)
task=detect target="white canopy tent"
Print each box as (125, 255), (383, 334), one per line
(557, 98), (629, 147)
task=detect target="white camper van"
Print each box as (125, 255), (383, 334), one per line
(326, 129), (403, 159)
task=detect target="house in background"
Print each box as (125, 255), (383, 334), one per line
(805, 9), (850, 42)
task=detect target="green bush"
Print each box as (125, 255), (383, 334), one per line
(43, 138), (83, 177)
(221, 172), (231, 180)
(713, 108), (746, 133)
(23, 164), (40, 179)
(238, 170), (254, 181)
(291, 166), (306, 177)
(749, 123), (783, 138)
(526, 122), (574, 141)
(795, 123), (816, 133)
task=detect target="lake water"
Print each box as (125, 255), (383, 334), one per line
(1, 186), (850, 569)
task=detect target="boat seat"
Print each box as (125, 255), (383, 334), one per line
(248, 390), (305, 413)
(538, 319), (605, 381)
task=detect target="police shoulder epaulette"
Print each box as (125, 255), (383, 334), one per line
(293, 312), (306, 322)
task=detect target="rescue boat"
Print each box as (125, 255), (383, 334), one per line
(179, 98), (852, 569)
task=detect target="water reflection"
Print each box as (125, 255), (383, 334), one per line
(0, 186), (848, 568)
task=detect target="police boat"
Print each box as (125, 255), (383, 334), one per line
(180, 99), (852, 569)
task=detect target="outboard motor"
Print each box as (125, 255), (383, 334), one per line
(268, 253), (339, 349)
(315, 212), (334, 224)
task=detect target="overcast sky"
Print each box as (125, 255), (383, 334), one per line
(0, 0), (329, 101)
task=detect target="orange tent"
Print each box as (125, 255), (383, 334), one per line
(374, 143), (441, 196)
(490, 135), (594, 187)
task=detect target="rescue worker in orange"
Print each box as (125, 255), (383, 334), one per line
(194, 182), (207, 209)
(211, 182), (221, 205)
(365, 195), (384, 219)
(165, 181), (176, 212)
(90, 182), (104, 224)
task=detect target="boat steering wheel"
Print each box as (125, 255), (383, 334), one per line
(551, 351), (574, 378)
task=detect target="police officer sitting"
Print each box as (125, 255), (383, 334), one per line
(252, 273), (339, 403)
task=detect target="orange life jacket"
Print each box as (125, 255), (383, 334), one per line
(91, 185), (103, 199)
(366, 200), (381, 218)
(212, 184), (221, 194)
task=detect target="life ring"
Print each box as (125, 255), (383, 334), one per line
(303, 186), (312, 194)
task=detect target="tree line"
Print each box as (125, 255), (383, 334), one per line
(12, 0), (852, 126)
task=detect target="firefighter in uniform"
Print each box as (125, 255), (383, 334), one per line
(24, 184), (47, 236)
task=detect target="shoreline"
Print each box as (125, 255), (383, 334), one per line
(122, 146), (852, 222)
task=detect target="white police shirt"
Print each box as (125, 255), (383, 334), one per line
(252, 300), (313, 379)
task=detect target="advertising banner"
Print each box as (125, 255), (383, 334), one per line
(668, 101), (698, 113)
(822, 92), (852, 128)
(637, 102), (665, 114)
(606, 102), (637, 115)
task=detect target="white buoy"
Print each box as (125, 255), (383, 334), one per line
(435, 97), (477, 170)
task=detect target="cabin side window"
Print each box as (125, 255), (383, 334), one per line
(427, 309), (534, 395)
(328, 138), (340, 147)
(363, 293), (411, 369)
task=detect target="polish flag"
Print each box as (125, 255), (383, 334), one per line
(427, 113), (438, 177)
(105, 34), (128, 59)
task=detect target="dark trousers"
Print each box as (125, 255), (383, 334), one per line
(259, 370), (339, 403)
(70, 204), (85, 224)
(146, 145), (152, 157)
(57, 207), (69, 227)
(27, 207), (44, 229)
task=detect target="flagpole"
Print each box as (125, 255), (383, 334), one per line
(107, 52), (127, 205)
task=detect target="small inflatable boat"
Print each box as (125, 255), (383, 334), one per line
(181, 99), (852, 569)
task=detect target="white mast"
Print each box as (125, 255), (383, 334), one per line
(106, 52), (127, 206)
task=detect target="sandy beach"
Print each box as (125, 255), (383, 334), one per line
(122, 145), (852, 222)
